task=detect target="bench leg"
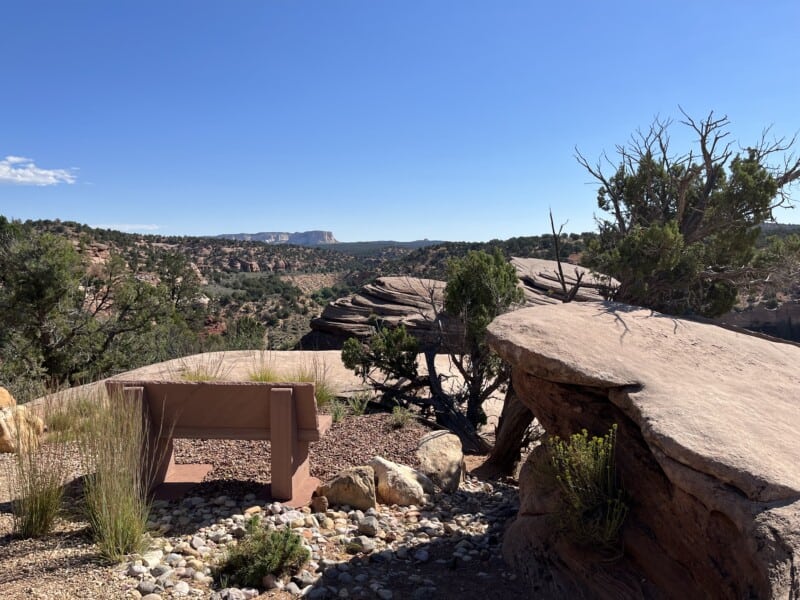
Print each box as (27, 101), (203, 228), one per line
(120, 386), (174, 494)
(270, 388), (297, 501)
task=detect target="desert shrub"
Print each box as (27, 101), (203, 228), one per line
(547, 424), (627, 552)
(7, 420), (71, 538)
(329, 399), (346, 423)
(214, 518), (309, 588)
(389, 405), (412, 429)
(347, 391), (371, 416)
(75, 389), (154, 561)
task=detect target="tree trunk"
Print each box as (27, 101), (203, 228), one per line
(424, 349), (490, 454)
(487, 382), (534, 474)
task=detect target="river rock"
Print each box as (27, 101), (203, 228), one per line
(415, 431), (464, 493)
(369, 456), (435, 507)
(317, 466), (377, 511)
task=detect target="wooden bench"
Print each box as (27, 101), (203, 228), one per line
(104, 380), (332, 505)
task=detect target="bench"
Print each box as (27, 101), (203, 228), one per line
(104, 380), (332, 505)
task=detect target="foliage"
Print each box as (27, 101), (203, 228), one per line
(577, 110), (800, 317)
(7, 420), (71, 538)
(214, 518), (309, 589)
(389, 405), (413, 429)
(547, 425), (627, 551)
(329, 398), (346, 423)
(75, 389), (152, 562)
(444, 249), (524, 426)
(292, 354), (337, 406)
(347, 391), (371, 416)
(341, 324), (421, 393)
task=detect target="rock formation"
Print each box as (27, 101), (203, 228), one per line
(308, 277), (461, 348)
(307, 259), (616, 349)
(0, 405), (45, 453)
(216, 231), (338, 245)
(486, 302), (800, 599)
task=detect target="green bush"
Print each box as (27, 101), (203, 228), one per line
(214, 518), (309, 588)
(548, 424), (627, 552)
(329, 399), (346, 423)
(347, 391), (371, 416)
(389, 405), (412, 429)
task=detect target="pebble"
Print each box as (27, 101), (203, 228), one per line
(120, 475), (517, 598)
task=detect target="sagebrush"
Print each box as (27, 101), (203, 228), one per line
(548, 424), (627, 552)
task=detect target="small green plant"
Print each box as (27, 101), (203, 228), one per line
(176, 352), (230, 381)
(214, 517), (309, 589)
(293, 355), (337, 406)
(547, 424), (627, 552)
(7, 417), (70, 538)
(389, 405), (412, 429)
(329, 399), (346, 423)
(75, 389), (156, 561)
(347, 391), (371, 416)
(248, 351), (282, 382)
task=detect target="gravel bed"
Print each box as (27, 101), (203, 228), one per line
(0, 413), (528, 599)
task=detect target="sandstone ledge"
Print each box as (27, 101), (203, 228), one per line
(487, 302), (800, 598)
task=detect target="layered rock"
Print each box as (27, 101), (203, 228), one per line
(486, 302), (800, 599)
(308, 260), (615, 348)
(309, 277), (461, 347)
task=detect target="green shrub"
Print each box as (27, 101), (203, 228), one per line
(329, 399), (346, 423)
(547, 424), (627, 552)
(75, 389), (154, 561)
(214, 518), (309, 588)
(389, 405), (412, 429)
(347, 392), (371, 416)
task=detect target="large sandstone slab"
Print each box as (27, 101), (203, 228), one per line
(487, 302), (800, 598)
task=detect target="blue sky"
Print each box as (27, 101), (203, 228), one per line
(1, 1), (799, 242)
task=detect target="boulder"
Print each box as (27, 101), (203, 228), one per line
(0, 387), (15, 409)
(316, 466), (376, 511)
(511, 257), (617, 305)
(369, 456), (435, 506)
(310, 276), (462, 346)
(486, 302), (800, 599)
(415, 431), (464, 493)
(0, 405), (45, 453)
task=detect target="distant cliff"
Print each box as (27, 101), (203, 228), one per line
(216, 230), (338, 245)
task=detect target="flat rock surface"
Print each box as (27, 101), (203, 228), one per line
(487, 302), (800, 503)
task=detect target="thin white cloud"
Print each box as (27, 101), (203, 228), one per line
(0, 155), (77, 186)
(92, 224), (162, 232)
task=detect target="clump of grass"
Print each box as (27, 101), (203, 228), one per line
(7, 409), (70, 538)
(175, 352), (230, 381)
(347, 391), (371, 416)
(547, 424), (627, 552)
(292, 355), (337, 406)
(329, 399), (346, 423)
(389, 405), (412, 429)
(214, 517), (309, 589)
(45, 393), (98, 436)
(248, 351), (282, 382)
(75, 388), (154, 561)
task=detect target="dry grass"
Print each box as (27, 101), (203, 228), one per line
(247, 351), (282, 382)
(172, 352), (232, 382)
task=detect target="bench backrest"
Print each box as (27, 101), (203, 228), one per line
(105, 380), (321, 441)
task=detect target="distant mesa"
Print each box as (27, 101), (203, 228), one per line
(216, 230), (338, 246)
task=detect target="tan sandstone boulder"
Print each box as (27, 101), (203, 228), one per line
(415, 431), (464, 493)
(0, 386), (15, 409)
(369, 456), (435, 506)
(486, 302), (800, 599)
(0, 405), (45, 453)
(316, 466), (376, 511)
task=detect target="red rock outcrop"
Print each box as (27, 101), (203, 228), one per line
(487, 303), (800, 599)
